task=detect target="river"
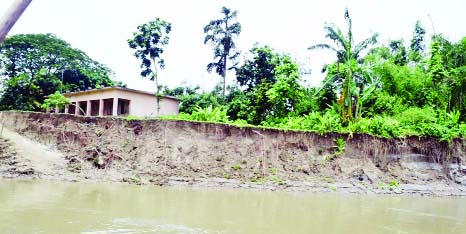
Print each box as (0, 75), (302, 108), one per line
(0, 180), (465, 234)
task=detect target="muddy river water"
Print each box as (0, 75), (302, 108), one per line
(0, 180), (465, 234)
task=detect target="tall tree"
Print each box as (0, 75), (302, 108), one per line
(128, 18), (171, 100)
(204, 6), (241, 97)
(309, 8), (378, 123)
(0, 33), (116, 111)
(408, 21), (426, 63)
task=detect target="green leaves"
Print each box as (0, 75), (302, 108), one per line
(204, 6), (242, 96)
(167, 105), (229, 123)
(0, 34), (115, 111)
(40, 91), (71, 110)
(128, 18), (171, 95)
(309, 8), (378, 123)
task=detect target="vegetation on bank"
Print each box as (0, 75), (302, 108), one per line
(0, 34), (125, 111)
(159, 8), (466, 142)
(2, 7), (466, 141)
(159, 105), (466, 141)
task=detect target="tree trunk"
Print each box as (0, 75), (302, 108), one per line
(152, 58), (160, 115)
(0, 0), (32, 42)
(222, 57), (227, 97)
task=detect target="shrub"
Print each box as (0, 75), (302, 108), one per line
(347, 116), (400, 138)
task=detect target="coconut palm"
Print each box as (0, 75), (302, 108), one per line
(309, 8), (378, 123)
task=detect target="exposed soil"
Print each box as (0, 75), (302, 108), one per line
(1, 111), (466, 196)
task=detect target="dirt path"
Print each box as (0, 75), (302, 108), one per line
(0, 127), (66, 176)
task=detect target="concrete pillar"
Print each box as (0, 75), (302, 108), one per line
(64, 104), (69, 114)
(55, 105), (59, 113)
(86, 100), (91, 116)
(112, 98), (118, 116)
(99, 99), (104, 116)
(75, 101), (80, 115)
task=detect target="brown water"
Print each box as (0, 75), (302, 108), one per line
(0, 180), (465, 234)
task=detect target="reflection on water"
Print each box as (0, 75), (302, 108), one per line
(0, 180), (465, 234)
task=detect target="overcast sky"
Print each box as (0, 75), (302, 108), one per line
(1, 0), (466, 92)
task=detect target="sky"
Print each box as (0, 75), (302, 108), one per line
(1, 0), (466, 93)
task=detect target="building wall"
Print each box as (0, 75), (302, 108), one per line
(67, 89), (118, 103)
(64, 89), (179, 117)
(112, 90), (179, 117)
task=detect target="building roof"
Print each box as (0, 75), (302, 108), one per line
(62, 87), (179, 101)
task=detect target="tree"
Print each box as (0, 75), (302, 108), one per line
(128, 18), (171, 100)
(0, 33), (116, 111)
(266, 56), (305, 118)
(389, 39), (407, 66)
(236, 45), (276, 92)
(408, 21), (426, 63)
(41, 91), (70, 110)
(204, 6), (241, 97)
(309, 8), (378, 123)
(234, 45), (305, 124)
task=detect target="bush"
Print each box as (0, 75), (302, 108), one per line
(261, 109), (342, 134)
(347, 116), (400, 138)
(396, 107), (437, 126)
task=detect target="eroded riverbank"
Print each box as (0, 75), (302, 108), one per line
(1, 111), (466, 196)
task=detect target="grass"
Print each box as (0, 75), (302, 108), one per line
(231, 164), (242, 170)
(322, 177), (335, 183)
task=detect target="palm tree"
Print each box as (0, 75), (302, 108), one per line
(309, 8), (378, 123)
(204, 6), (242, 97)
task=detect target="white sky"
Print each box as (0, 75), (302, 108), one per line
(1, 0), (466, 92)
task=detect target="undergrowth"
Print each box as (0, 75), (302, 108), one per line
(159, 106), (466, 141)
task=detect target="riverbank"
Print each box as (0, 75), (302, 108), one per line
(1, 111), (466, 196)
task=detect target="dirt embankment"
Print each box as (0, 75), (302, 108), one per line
(1, 111), (466, 196)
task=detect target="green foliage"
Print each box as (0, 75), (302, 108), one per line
(322, 177), (335, 183)
(389, 180), (401, 193)
(269, 167), (279, 175)
(204, 6), (242, 96)
(269, 175), (286, 185)
(346, 116), (401, 138)
(162, 85), (223, 114)
(169, 105), (229, 123)
(0, 34), (116, 111)
(309, 8), (378, 123)
(231, 164), (241, 170)
(366, 92), (406, 117)
(266, 56), (305, 118)
(234, 46), (306, 124)
(389, 39), (408, 66)
(236, 46), (277, 91)
(128, 18), (171, 96)
(191, 105), (228, 123)
(408, 21), (426, 63)
(396, 107), (437, 126)
(263, 108), (342, 134)
(40, 91), (71, 110)
(323, 137), (346, 161)
(334, 138), (346, 156)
